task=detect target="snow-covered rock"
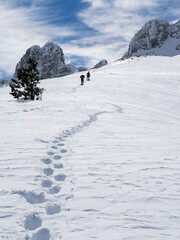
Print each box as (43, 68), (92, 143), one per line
(123, 19), (180, 59)
(170, 20), (180, 39)
(93, 59), (108, 69)
(77, 66), (88, 72)
(58, 64), (78, 77)
(14, 42), (77, 79)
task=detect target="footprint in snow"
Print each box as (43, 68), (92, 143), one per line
(42, 158), (52, 165)
(13, 191), (45, 204)
(58, 143), (64, 146)
(54, 174), (66, 181)
(53, 155), (62, 160)
(60, 149), (67, 153)
(46, 204), (61, 215)
(48, 186), (61, 195)
(31, 228), (50, 240)
(83, 209), (98, 212)
(24, 212), (42, 230)
(47, 151), (55, 156)
(41, 180), (53, 188)
(54, 163), (63, 169)
(44, 168), (54, 176)
(51, 146), (58, 150)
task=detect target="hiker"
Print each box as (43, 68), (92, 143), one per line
(80, 74), (85, 85)
(86, 71), (90, 81)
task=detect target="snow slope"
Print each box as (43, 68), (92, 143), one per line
(0, 55), (180, 240)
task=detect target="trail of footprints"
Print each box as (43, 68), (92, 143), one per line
(13, 112), (106, 239)
(19, 137), (68, 240)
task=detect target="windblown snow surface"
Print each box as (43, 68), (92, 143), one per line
(0, 56), (180, 240)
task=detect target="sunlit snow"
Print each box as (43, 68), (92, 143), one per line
(0, 56), (180, 239)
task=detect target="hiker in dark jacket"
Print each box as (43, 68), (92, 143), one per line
(80, 74), (85, 85)
(86, 71), (90, 81)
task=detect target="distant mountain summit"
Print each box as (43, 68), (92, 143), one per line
(14, 42), (77, 79)
(123, 19), (180, 59)
(93, 59), (108, 69)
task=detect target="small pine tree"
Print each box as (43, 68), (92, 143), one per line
(10, 58), (44, 100)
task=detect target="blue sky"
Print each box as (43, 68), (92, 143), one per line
(0, 0), (179, 79)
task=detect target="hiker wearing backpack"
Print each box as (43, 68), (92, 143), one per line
(80, 74), (85, 85)
(86, 71), (90, 81)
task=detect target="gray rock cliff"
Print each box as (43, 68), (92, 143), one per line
(123, 19), (180, 59)
(14, 42), (77, 79)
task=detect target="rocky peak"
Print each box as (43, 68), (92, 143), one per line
(17, 45), (42, 72)
(41, 42), (65, 62)
(123, 19), (170, 59)
(13, 42), (74, 80)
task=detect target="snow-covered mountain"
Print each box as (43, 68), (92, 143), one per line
(123, 19), (180, 58)
(1, 55), (180, 239)
(14, 42), (78, 80)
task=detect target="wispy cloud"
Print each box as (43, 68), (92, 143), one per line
(114, 0), (160, 10)
(170, 7), (180, 19)
(79, 0), (168, 38)
(63, 40), (127, 67)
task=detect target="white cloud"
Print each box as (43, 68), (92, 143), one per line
(62, 40), (127, 68)
(170, 8), (180, 18)
(114, 0), (160, 10)
(79, 0), (166, 38)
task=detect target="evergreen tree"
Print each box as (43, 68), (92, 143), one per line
(10, 58), (44, 100)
